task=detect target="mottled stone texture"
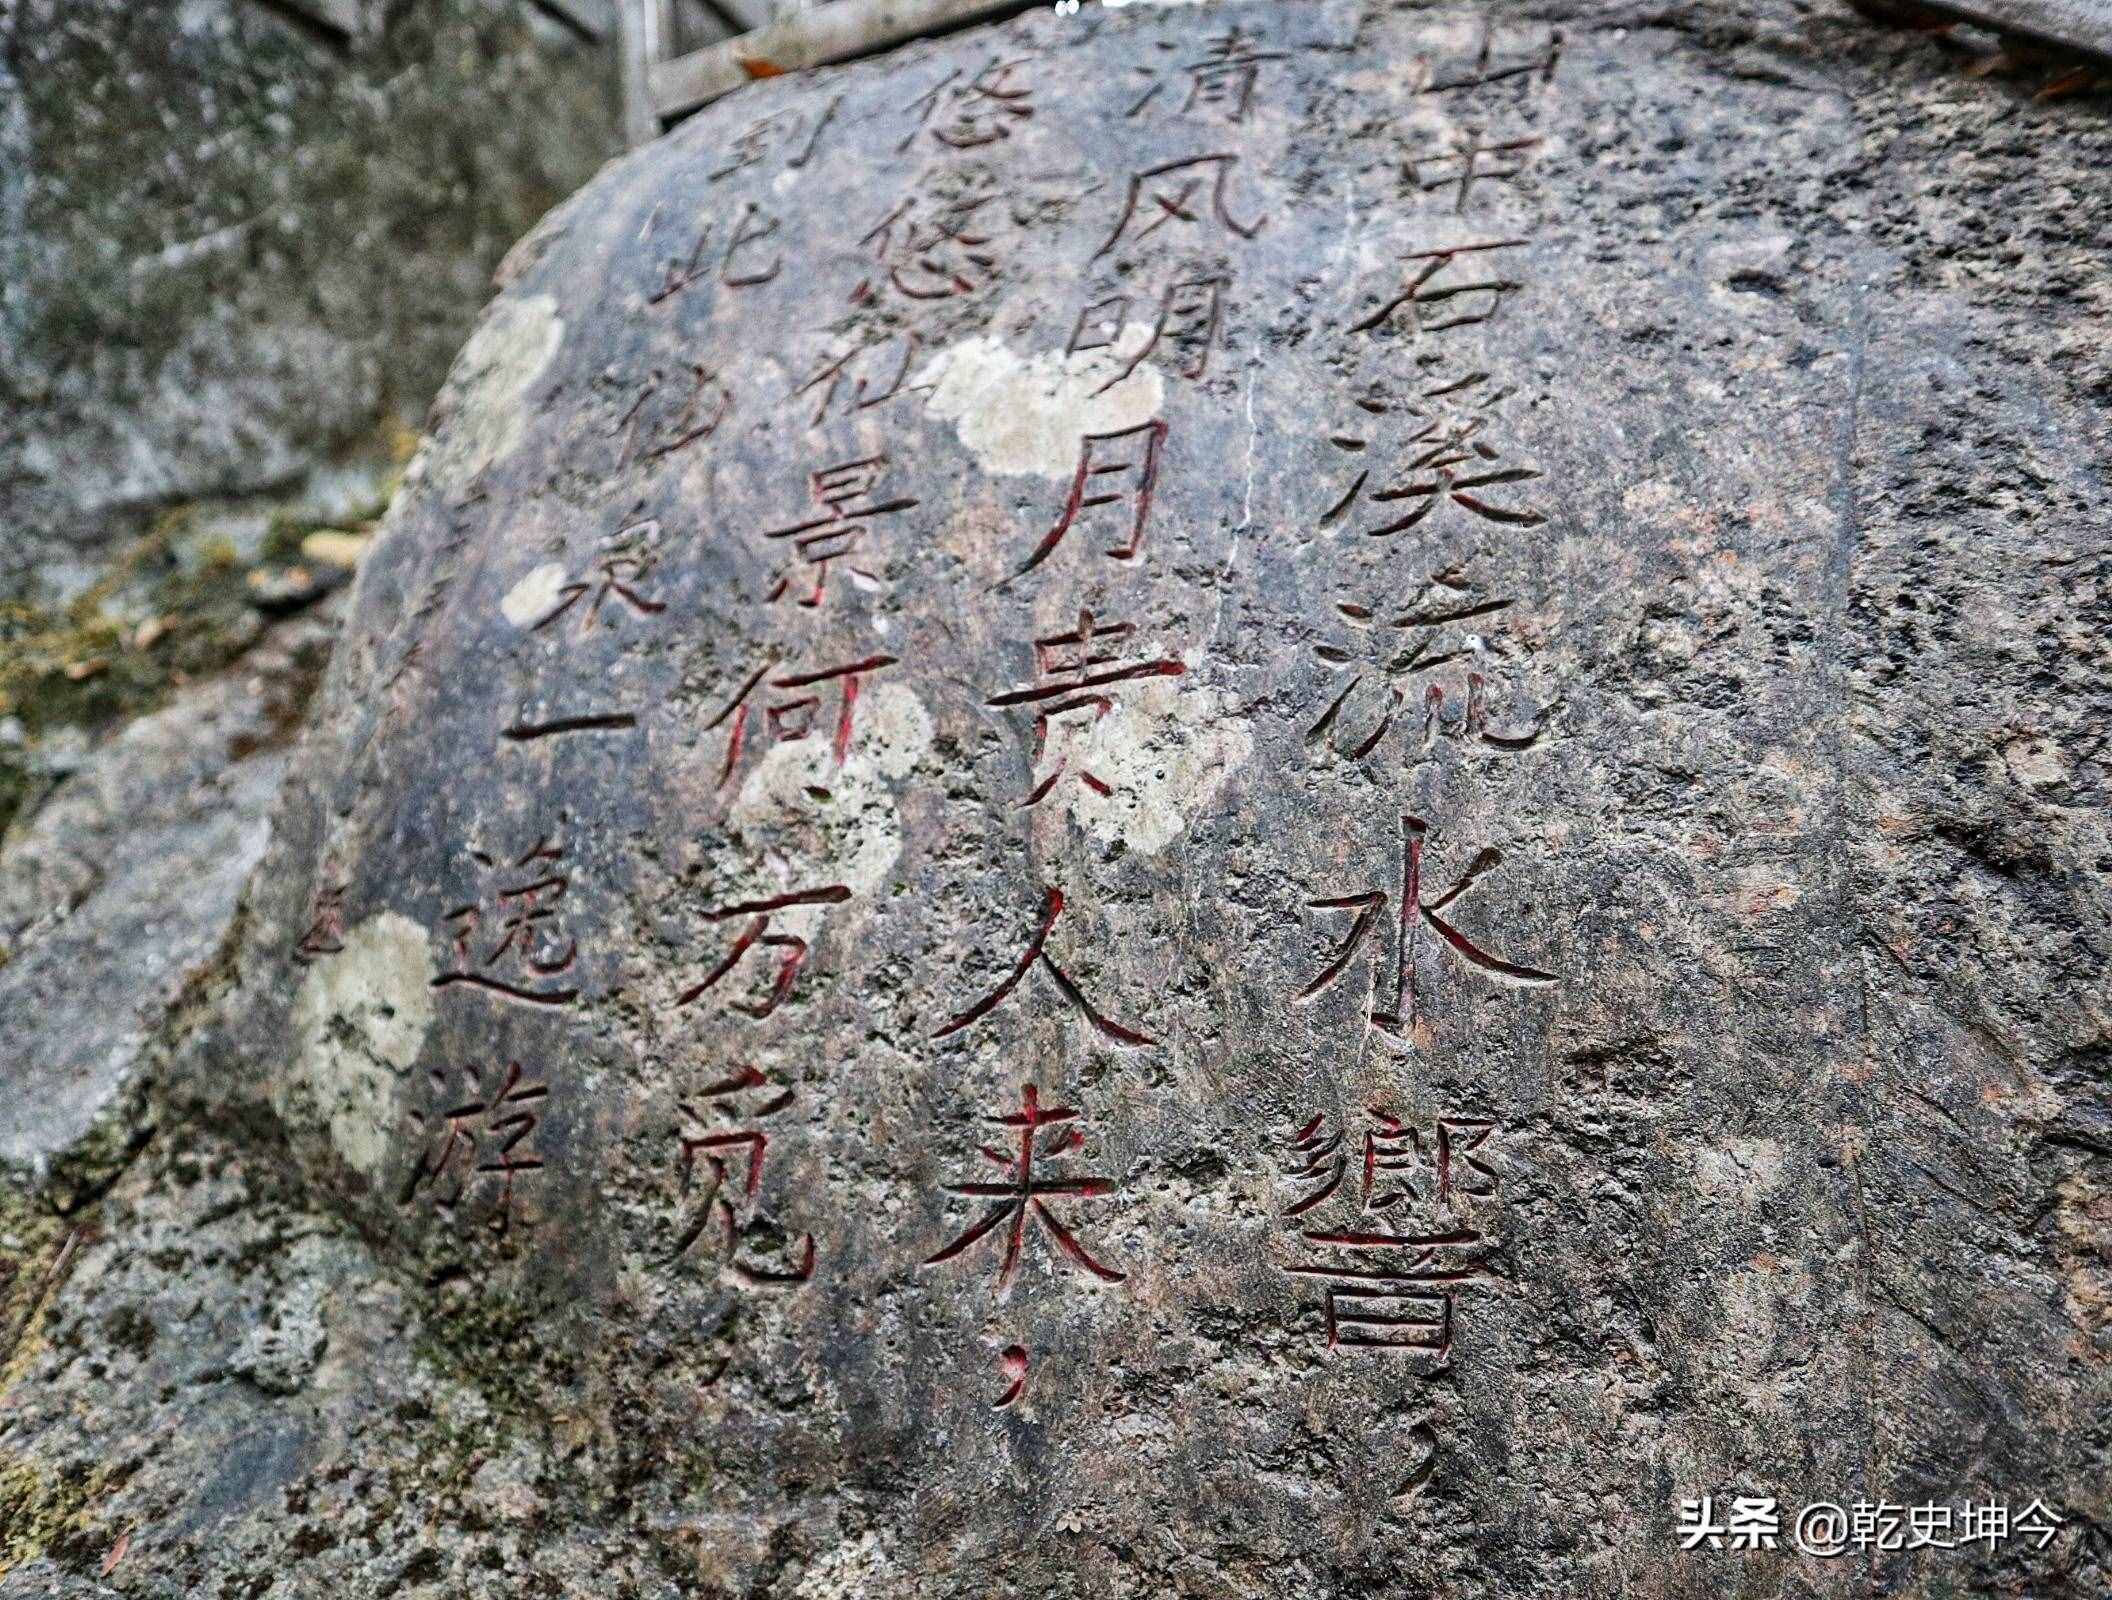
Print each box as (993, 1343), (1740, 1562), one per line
(0, 601), (338, 1204)
(4, 1), (2110, 1595)
(0, 0), (618, 604)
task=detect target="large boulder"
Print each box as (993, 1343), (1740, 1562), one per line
(20, 0), (2103, 1593)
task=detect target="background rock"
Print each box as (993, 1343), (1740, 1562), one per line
(0, 0), (618, 605)
(0, 0), (620, 837)
(0, 603), (340, 1211)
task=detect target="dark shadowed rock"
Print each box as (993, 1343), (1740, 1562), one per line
(0, 0), (618, 609)
(2, 2), (2108, 1595)
(0, 604), (338, 1212)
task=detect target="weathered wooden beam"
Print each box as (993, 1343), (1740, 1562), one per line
(1855, 0), (2112, 59)
(258, 0), (363, 38)
(646, 0), (1022, 123)
(530, 0), (617, 39)
(705, 0), (778, 33)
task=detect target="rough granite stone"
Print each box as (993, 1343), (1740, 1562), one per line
(0, 0), (619, 608)
(0, 604), (339, 1210)
(1, 1), (2108, 1596)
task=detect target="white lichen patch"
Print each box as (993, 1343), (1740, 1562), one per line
(501, 561), (569, 628)
(914, 331), (1164, 479)
(851, 681), (935, 781)
(421, 292), (564, 497)
(1054, 672), (1252, 856)
(795, 1531), (898, 1598)
(229, 1272), (328, 1397)
(2003, 732), (2067, 790)
(726, 683), (935, 930)
(282, 911), (436, 1182)
(1691, 1137), (1788, 1203)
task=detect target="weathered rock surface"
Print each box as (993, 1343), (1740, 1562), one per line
(4, 1), (2110, 1595)
(0, 0), (620, 1167)
(0, 0), (618, 610)
(0, 603), (339, 1211)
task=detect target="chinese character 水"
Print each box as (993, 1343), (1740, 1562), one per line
(1296, 814), (1556, 1040)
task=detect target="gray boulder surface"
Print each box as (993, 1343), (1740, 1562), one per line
(0, 603), (340, 1211)
(0, 0), (618, 608)
(0, 0), (622, 866)
(2, 1), (2109, 1596)
(0, 0), (616, 599)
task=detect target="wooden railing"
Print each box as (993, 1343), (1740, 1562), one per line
(264, 0), (616, 44)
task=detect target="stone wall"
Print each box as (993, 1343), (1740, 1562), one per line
(0, 0), (620, 608)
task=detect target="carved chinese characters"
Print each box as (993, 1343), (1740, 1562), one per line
(899, 57), (1035, 152)
(679, 885), (852, 1020)
(323, 0), (1571, 1432)
(1296, 815), (1556, 1046)
(1015, 425), (1168, 577)
(402, 1061), (549, 1236)
(1275, 1105), (1500, 1356)
(762, 457), (919, 608)
(923, 1083), (1125, 1288)
(985, 613), (1185, 804)
(710, 654), (897, 785)
(674, 1066), (817, 1286)
(1095, 152), (1267, 258)
(935, 887), (1155, 1047)
(1256, 14), (1568, 1374)
(1308, 574), (1549, 765)
(198, 4), (2099, 1590)
(433, 838), (580, 1007)
(531, 520), (669, 632)
(1125, 26), (1283, 124)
